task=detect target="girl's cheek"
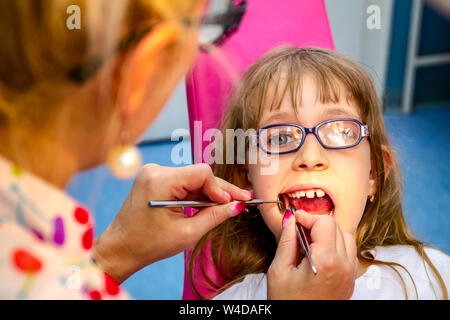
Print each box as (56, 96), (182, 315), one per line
(336, 206), (364, 234)
(335, 161), (371, 233)
(259, 207), (283, 240)
(248, 167), (283, 237)
(249, 170), (279, 199)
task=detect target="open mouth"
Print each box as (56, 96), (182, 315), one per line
(279, 187), (335, 216)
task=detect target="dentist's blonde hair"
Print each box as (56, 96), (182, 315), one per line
(0, 0), (197, 125)
(189, 45), (448, 300)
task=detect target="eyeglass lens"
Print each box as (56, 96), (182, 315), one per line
(261, 120), (362, 153)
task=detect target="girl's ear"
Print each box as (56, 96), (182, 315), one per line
(369, 145), (394, 196)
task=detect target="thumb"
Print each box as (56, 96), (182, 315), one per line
(272, 210), (299, 268)
(188, 201), (247, 238)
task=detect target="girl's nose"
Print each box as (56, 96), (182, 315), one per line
(293, 134), (329, 171)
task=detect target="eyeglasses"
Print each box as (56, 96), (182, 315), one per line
(68, 0), (247, 83)
(198, 0), (247, 48)
(256, 118), (370, 155)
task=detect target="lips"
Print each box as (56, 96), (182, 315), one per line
(279, 186), (335, 216)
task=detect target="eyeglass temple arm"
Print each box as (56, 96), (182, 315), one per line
(361, 124), (370, 137)
(200, 3), (247, 26)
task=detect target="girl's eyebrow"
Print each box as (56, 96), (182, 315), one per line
(259, 111), (292, 127)
(322, 107), (360, 119)
(260, 107), (360, 127)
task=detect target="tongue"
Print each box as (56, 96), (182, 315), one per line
(289, 195), (333, 214)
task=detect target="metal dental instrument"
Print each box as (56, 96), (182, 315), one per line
(290, 205), (318, 276)
(148, 199), (280, 208)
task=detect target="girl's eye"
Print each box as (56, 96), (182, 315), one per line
(327, 129), (352, 141)
(324, 122), (355, 138)
(268, 134), (294, 146)
(321, 124), (358, 147)
(346, 128), (354, 138)
(337, 127), (354, 139)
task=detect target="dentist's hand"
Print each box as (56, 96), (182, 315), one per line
(94, 163), (251, 283)
(267, 210), (358, 300)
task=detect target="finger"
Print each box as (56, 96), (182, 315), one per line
(271, 210), (299, 269)
(342, 232), (357, 267)
(294, 210), (325, 229)
(342, 233), (358, 299)
(215, 177), (253, 201)
(295, 211), (336, 249)
(187, 201), (247, 239)
(155, 164), (226, 202)
(176, 178), (252, 202)
(172, 165), (251, 203)
(179, 164), (225, 200)
(334, 223), (348, 260)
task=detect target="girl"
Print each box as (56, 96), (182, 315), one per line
(188, 46), (450, 299)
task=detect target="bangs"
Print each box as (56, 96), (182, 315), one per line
(239, 47), (371, 129)
(262, 64), (346, 117)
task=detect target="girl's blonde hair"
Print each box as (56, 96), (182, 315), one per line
(0, 0), (197, 125)
(189, 45), (448, 299)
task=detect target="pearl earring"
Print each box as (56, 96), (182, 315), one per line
(368, 194), (375, 203)
(107, 130), (142, 179)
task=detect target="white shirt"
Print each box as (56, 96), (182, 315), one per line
(213, 245), (450, 300)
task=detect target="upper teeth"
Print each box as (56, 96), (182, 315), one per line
(287, 189), (326, 199)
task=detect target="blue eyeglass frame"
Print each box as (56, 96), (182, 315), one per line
(256, 118), (370, 155)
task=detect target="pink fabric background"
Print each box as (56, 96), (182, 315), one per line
(183, 0), (335, 299)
